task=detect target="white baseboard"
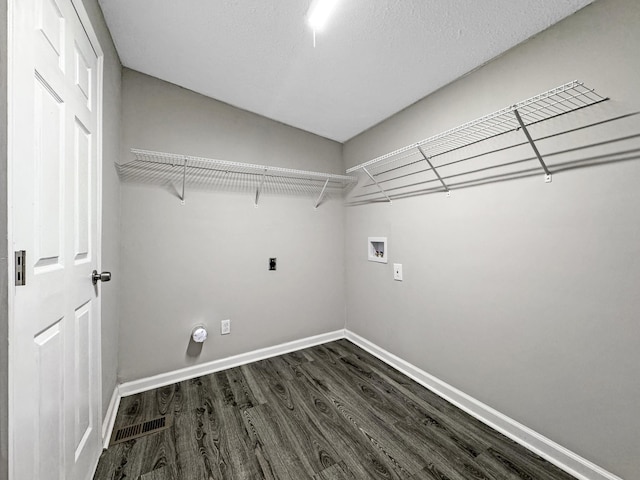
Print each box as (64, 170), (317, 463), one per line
(101, 385), (121, 449)
(344, 330), (621, 480)
(118, 329), (346, 398)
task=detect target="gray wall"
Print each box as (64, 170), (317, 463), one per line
(78, 0), (122, 421)
(343, 0), (640, 478)
(118, 69), (345, 382)
(0, 0), (8, 477)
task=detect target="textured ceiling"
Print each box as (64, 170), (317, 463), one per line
(99, 0), (594, 142)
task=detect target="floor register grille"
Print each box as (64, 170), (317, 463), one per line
(110, 415), (172, 446)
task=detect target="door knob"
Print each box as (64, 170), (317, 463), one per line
(92, 270), (112, 285)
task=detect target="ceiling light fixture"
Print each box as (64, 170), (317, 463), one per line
(307, 0), (340, 47)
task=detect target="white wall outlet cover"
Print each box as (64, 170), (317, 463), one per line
(368, 237), (388, 263)
(393, 263), (403, 281)
(221, 319), (231, 335)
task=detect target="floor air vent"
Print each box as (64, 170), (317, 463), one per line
(110, 415), (173, 446)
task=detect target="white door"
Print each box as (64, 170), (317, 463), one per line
(8, 0), (103, 478)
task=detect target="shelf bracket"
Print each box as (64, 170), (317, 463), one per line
(417, 146), (450, 196)
(180, 158), (188, 204)
(513, 108), (552, 183)
(314, 178), (330, 209)
(255, 169), (267, 207)
(362, 167), (392, 204)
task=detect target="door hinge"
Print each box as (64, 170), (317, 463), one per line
(15, 250), (26, 286)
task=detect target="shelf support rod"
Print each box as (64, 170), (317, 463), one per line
(417, 146), (450, 196)
(314, 178), (330, 209)
(255, 169), (267, 207)
(180, 158), (188, 204)
(513, 108), (552, 182)
(362, 167), (392, 204)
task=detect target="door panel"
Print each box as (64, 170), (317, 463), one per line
(74, 46), (92, 108)
(34, 75), (65, 269)
(37, 0), (65, 70)
(74, 118), (91, 262)
(74, 302), (92, 460)
(34, 320), (65, 480)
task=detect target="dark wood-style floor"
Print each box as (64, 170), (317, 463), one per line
(94, 339), (576, 480)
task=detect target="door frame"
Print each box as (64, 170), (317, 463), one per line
(6, 0), (105, 477)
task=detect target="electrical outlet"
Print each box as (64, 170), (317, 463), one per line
(221, 319), (231, 335)
(393, 263), (403, 281)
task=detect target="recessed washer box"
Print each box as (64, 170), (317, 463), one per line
(368, 237), (387, 263)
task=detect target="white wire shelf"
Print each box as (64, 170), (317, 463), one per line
(117, 149), (357, 208)
(346, 80), (608, 202)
